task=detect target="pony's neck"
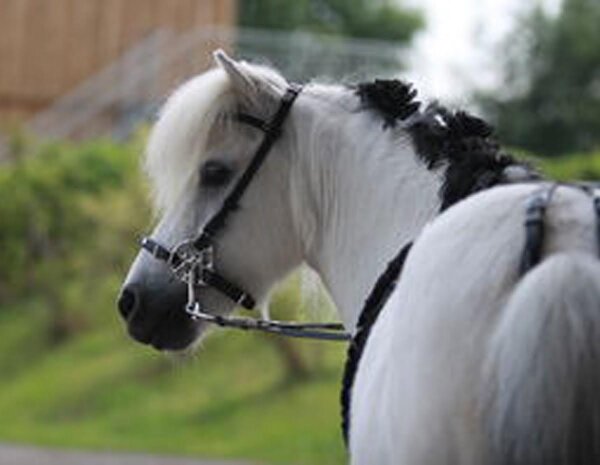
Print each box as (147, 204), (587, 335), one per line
(296, 93), (441, 330)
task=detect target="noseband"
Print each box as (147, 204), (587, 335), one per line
(140, 84), (350, 342)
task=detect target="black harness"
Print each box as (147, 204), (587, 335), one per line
(340, 242), (413, 443)
(141, 84), (351, 342)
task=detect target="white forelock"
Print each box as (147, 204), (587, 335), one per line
(144, 59), (290, 212)
(145, 67), (234, 211)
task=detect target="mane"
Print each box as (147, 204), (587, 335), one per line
(356, 79), (540, 211)
(145, 67), (234, 211)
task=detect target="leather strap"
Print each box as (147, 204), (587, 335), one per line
(196, 84), (302, 248)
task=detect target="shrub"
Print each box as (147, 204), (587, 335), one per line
(0, 136), (150, 341)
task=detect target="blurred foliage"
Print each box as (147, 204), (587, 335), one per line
(538, 148), (600, 181)
(0, 136), (150, 341)
(479, 0), (600, 157)
(239, 0), (423, 43)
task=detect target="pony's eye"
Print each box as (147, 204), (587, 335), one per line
(200, 160), (233, 187)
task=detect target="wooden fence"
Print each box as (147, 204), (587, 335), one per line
(0, 0), (235, 123)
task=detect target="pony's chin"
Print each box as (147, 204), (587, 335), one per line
(141, 317), (202, 352)
(149, 330), (196, 351)
(150, 319), (214, 353)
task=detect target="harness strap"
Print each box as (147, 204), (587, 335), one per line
(518, 182), (600, 274)
(519, 184), (558, 274)
(340, 241), (413, 444)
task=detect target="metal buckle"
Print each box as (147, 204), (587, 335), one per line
(167, 239), (215, 321)
(185, 300), (204, 320)
(169, 240), (213, 285)
(183, 261), (205, 320)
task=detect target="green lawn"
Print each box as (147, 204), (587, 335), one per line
(0, 301), (348, 465)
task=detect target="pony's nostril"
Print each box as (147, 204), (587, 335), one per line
(118, 286), (140, 320)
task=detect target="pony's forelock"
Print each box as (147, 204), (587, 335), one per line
(144, 59), (291, 212)
(145, 67), (235, 212)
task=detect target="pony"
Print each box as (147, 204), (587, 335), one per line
(118, 51), (600, 464)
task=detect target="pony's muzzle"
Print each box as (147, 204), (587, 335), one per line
(117, 283), (140, 321)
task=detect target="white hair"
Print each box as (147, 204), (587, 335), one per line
(145, 68), (234, 211)
(145, 59), (291, 212)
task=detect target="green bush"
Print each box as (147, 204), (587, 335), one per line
(538, 149), (600, 181)
(0, 136), (150, 340)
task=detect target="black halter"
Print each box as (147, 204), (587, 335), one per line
(140, 84), (351, 342)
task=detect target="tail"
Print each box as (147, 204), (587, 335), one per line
(485, 253), (600, 465)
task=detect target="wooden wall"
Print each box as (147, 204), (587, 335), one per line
(0, 0), (235, 122)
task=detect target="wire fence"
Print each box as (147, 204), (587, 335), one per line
(20, 26), (407, 144)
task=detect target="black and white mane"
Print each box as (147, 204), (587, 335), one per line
(341, 78), (541, 441)
(356, 79), (539, 210)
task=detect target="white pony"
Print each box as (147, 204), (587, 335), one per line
(119, 51), (600, 465)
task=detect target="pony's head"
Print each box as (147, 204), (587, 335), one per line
(118, 51), (307, 350)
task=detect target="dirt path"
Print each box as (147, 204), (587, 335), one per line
(0, 444), (255, 465)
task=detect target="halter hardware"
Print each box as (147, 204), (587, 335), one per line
(141, 84), (351, 342)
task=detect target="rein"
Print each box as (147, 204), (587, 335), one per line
(141, 84), (351, 342)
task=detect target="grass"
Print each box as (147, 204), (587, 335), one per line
(0, 297), (348, 465)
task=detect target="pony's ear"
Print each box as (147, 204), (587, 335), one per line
(213, 49), (284, 108)
(213, 50), (255, 97)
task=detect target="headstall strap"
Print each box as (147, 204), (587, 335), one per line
(140, 84), (350, 342)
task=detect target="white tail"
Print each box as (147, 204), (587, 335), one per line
(485, 253), (600, 465)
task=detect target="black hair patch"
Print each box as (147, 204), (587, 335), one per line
(355, 79), (539, 211)
(407, 107), (533, 210)
(355, 79), (421, 128)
